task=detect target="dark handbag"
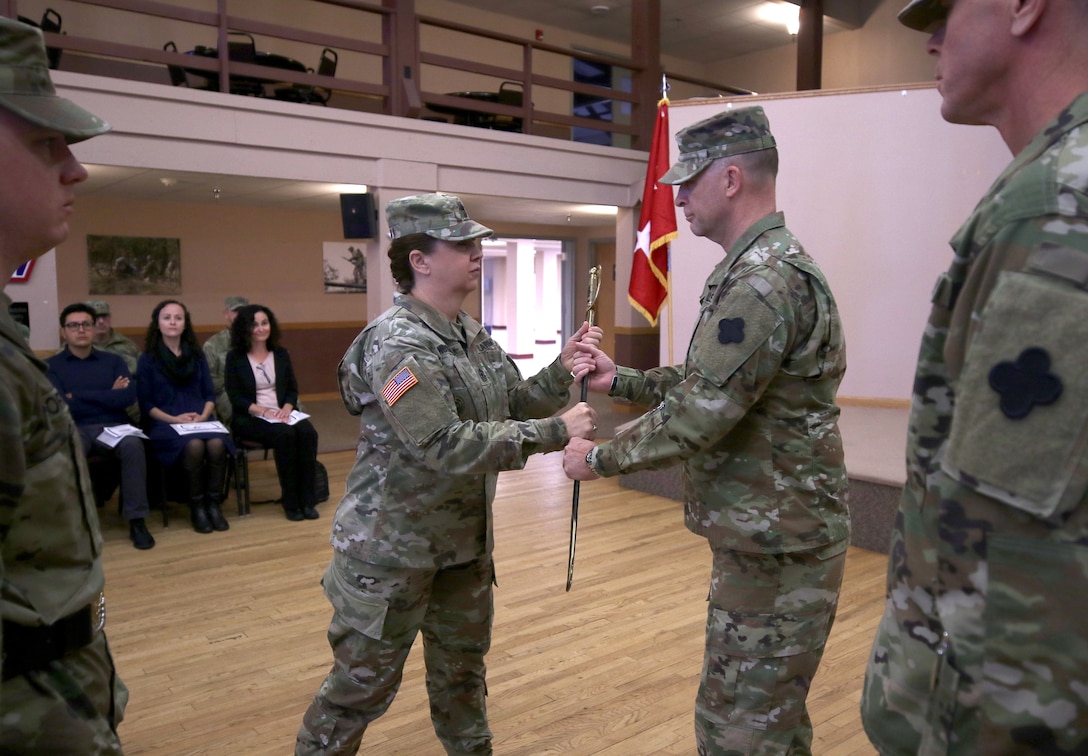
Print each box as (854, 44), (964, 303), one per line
(315, 459), (330, 503)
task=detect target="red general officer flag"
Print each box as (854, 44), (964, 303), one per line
(628, 97), (677, 326)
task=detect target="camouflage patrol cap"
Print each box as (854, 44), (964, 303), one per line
(385, 193), (493, 241)
(84, 300), (110, 316)
(659, 106), (777, 186)
(0, 17), (110, 143)
(897, 0), (951, 32)
(224, 296), (248, 311)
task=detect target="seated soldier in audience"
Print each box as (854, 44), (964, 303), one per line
(203, 295), (248, 425)
(86, 298), (139, 374)
(47, 302), (154, 550)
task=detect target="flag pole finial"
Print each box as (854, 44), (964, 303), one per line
(661, 74), (670, 100)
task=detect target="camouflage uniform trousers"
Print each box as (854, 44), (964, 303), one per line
(0, 631), (128, 754)
(696, 541), (846, 756)
(297, 551), (494, 755)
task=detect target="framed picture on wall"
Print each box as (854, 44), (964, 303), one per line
(323, 241), (367, 293)
(87, 235), (181, 295)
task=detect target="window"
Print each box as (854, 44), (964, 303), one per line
(572, 57), (631, 148)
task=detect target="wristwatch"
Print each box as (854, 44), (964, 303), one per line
(585, 445), (600, 475)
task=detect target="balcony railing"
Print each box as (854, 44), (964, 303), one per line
(1, 0), (751, 149)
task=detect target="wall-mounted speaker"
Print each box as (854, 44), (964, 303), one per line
(340, 193), (377, 239)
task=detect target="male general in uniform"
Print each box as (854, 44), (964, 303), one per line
(861, 0), (1088, 753)
(565, 107), (849, 755)
(0, 16), (127, 753)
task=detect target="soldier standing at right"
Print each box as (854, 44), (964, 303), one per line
(0, 17), (126, 753)
(861, 0), (1088, 752)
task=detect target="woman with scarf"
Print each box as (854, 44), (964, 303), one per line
(137, 299), (233, 534)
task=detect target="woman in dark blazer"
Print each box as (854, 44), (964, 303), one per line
(225, 304), (320, 521)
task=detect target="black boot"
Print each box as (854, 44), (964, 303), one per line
(206, 496), (230, 532)
(190, 499), (213, 534)
(129, 518), (156, 549)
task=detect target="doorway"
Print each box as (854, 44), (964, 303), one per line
(480, 236), (573, 376)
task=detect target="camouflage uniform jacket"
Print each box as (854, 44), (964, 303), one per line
(97, 328), (139, 375)
(202, 328), (232, 423)
(0, 292), (106, 679)
(334, 294), (574, 568)
(595, 212), (849, 554)
(861, 91), (1088, 754)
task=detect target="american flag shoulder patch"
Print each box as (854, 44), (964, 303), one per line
(382, 366), (418, 406)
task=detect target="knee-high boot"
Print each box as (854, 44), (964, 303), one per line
(190, 494), (213, 534)
(206, 492), (229, 531)
(183, 449), (212, 534)
(205, 454), (229, 531)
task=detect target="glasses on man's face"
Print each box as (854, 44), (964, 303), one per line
(64, 321), (95, 331)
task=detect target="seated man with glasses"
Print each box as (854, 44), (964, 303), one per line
(46, 302), (155, 550)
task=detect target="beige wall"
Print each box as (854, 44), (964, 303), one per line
(665, 87), (1010, 401)
(58, 196), (366, 333)
(54, 195), (614, 336)
(710, 0), (935, 95)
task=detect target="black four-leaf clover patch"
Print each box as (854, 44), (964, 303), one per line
(988, 347), (1063, 419)
(718, 317), (745, 345)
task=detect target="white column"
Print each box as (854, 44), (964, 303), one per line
(614, 205), (638, 330)
(505, 239), (537, 357)
(536, 244), (561, 346)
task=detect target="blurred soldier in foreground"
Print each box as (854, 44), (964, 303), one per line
(861, 0), (1088, 753)
(0, 16), (127, 753)
(564, 107), (849, 755)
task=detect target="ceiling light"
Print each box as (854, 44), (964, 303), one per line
(574, 204), (618, 216)
(757, 2), (800, 35)
(590, 5), (610, 15)
(159, 177), (176, 187)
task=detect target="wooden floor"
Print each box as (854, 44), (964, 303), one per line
(100, 450), (885, 755)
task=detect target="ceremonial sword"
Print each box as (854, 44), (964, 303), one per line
(566, 265), (601, 592)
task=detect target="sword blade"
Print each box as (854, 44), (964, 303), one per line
(566, 480), (580, 591)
